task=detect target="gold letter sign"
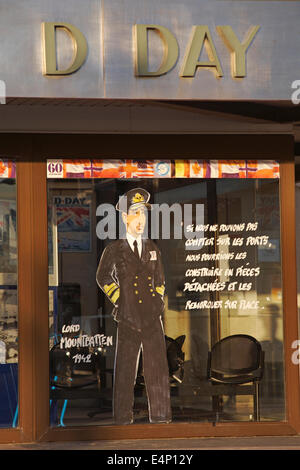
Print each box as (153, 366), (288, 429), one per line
(216, 25), (260, 78)
(181, 26), (223, 78)
(42, 22), (88, 75)
(134, 24), (179, 76)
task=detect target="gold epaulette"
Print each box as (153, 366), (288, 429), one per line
(155, 285), (165, 296)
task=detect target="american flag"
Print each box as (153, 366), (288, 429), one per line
(132, 160), (154, 178)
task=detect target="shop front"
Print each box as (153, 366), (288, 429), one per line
(0, 0), (299, 443)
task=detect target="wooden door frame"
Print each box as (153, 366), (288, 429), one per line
(0, 133), (298, 443)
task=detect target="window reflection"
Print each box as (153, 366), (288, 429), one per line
(48, 169), (285, 426)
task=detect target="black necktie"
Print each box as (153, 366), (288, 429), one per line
(133, 240), (139, 258)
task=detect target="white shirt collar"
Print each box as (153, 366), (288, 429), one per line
(126, 232), (142, 255)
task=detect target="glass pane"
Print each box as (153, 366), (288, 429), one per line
(0, 161), (18, 428)
(48, 159), (284, 426)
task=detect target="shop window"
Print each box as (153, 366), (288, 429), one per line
(0, 161), (18, 428)
(47, 159), (284, 426)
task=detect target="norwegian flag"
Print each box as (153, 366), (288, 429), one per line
(85, 160), (124, 178)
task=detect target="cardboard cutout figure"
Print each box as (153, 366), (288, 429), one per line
(96, 188), (171, 424)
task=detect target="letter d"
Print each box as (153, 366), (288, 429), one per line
(134, 24), (179, 76)
(42, 22), (88, 75)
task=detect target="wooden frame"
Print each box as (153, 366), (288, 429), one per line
(0, 133), (298, 443)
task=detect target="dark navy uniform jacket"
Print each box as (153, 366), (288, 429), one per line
(96, 238), (165, 331)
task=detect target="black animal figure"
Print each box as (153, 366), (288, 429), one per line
(49, 343), (102, 389)
(135, 335), (186, 389)
(165, 335), (186, 385)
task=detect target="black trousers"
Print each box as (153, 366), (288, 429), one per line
(113, 318), (171, 424)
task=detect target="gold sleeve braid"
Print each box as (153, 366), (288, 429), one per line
(103, 282), (120, 304)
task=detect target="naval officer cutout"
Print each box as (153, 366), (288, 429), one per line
(96, 188), (171, 425)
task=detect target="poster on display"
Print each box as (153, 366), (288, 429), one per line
(53, 195), (91, 252)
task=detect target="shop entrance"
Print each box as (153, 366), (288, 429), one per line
(0, 133), (297, 443)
